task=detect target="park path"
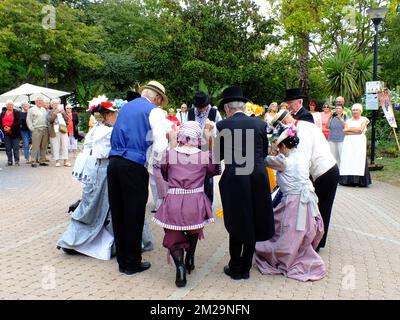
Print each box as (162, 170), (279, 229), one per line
(0, 153), (399, 300)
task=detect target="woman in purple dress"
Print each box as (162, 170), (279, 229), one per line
(255, 125), (326, 282)
(153, 121), (219, 287)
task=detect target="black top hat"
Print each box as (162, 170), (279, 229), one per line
(219, 85), (248, 109)
(283, 88), (307, 102)
(193, 91), (210, 108)
(125, 90), (141, 102)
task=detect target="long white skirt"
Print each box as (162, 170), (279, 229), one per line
(340, 134), (366, 176)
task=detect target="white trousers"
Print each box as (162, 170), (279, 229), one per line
(149, 174), (163, 210)
(68, 136), (78, 151)
(50, 132), (69, 161)
(329, 141), (343, 168)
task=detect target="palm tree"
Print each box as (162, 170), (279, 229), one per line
(324, 44), (373, 104)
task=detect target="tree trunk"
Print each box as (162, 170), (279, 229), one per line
(298, 32), (310, 104)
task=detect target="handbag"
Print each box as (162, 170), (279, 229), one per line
(59, 124), (68, 134)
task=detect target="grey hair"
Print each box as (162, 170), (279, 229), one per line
(224, 101), (245, 110)
(6, 99), (14, 105)
(35, 96), (44, 101)
(51, 98), (61, 104)
(141, 88), (159, 100)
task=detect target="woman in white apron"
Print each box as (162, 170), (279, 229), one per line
(339, 103), (371, 187)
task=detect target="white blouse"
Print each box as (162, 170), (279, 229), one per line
(91, 124), (113, 159)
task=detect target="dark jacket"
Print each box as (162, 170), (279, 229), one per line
(293, 106), (314, 124)
(71, 112), (79, 139)
(47, 110), (69, 138)
(215, 112), (275, 243)
(0, 109), (21, 139)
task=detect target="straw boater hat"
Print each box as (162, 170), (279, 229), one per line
(139, 80), (168, 107)
(270, 109), (290, 127)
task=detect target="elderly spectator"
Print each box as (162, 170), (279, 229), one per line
(279, 102), (289, 111)
(176, 103), (189, 124)
(27, 96), (49, 167)
(108, 80), (170, 275)
(66, 104), (79, 157)
(47, 99), (70, 167)
(20, 102), (32, 164)
(308, 99), (322, 128)
(0, 100), (21, 166)
(339, 103), (371, 187)
(166, 108), (181, 127)
(284, 88), (314, 123)
(326, 103), (347, 167)
(264, 102), (278, 123)
(321, 102), (332, 139)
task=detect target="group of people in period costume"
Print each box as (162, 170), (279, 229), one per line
(55, 78), (375, 287)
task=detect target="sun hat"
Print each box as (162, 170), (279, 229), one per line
(270, 109), (290, 127)
(177, 121), (203, 147)
(139, 80), (168, 107)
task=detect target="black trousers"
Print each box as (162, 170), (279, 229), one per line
(204, 175), (214, 204)
(228, 235), (255, 276)
(314, 164), (339, 249)
(107, 156), (149, 270)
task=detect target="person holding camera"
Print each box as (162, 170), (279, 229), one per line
(326, 99), (347, 167)
(47, 99), (71, 167)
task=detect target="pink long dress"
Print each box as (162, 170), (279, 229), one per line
(153, 147), (220, 230)
(255, 150), (326, 282)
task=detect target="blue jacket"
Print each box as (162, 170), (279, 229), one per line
(109, 97), (156, 166)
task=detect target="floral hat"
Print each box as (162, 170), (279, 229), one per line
(87, 95), (117, 113)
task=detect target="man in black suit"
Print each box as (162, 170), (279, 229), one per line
(284, 88), (314, 124)
(215, 85), (275, 280)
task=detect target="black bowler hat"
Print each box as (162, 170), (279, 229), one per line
(219, 85), (248, 109)
(283, 88), (307, 102)
(193, 91), (210, 108)
(125, 90), (141, 102)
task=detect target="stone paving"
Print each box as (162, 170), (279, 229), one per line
(0, 152), (400, 300)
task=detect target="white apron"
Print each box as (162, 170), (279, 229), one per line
(339, 117), (367, 176)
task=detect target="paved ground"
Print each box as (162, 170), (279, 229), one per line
(0, 152), (400, 300)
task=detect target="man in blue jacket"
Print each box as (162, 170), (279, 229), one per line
(108, 81), (169, 275)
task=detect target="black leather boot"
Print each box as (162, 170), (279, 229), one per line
(170, 249), (187, 288)
(185, 233), (198, 274)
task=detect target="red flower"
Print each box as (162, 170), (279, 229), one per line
(100, 101), (114, 109)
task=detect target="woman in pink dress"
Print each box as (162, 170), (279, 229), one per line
(320, 102), (332, 139)
(255, 125), (326, 282)
(153, 121), (219, 287)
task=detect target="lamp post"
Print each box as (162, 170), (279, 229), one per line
(40, 54), (50, 88)
(367, 7), (388, 166)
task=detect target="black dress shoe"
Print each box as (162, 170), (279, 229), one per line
(39, 162), (49, 166)
(223, 266), (241, 280)
(122, 261), (151, 275)
(31, 163), (38, 168)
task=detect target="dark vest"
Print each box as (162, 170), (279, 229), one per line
(188, 107), (217, 122)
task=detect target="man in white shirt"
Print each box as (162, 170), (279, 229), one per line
(108, 80), (170, 275)
(176, 103), (189, 124)
(271, 110), (339, 251)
